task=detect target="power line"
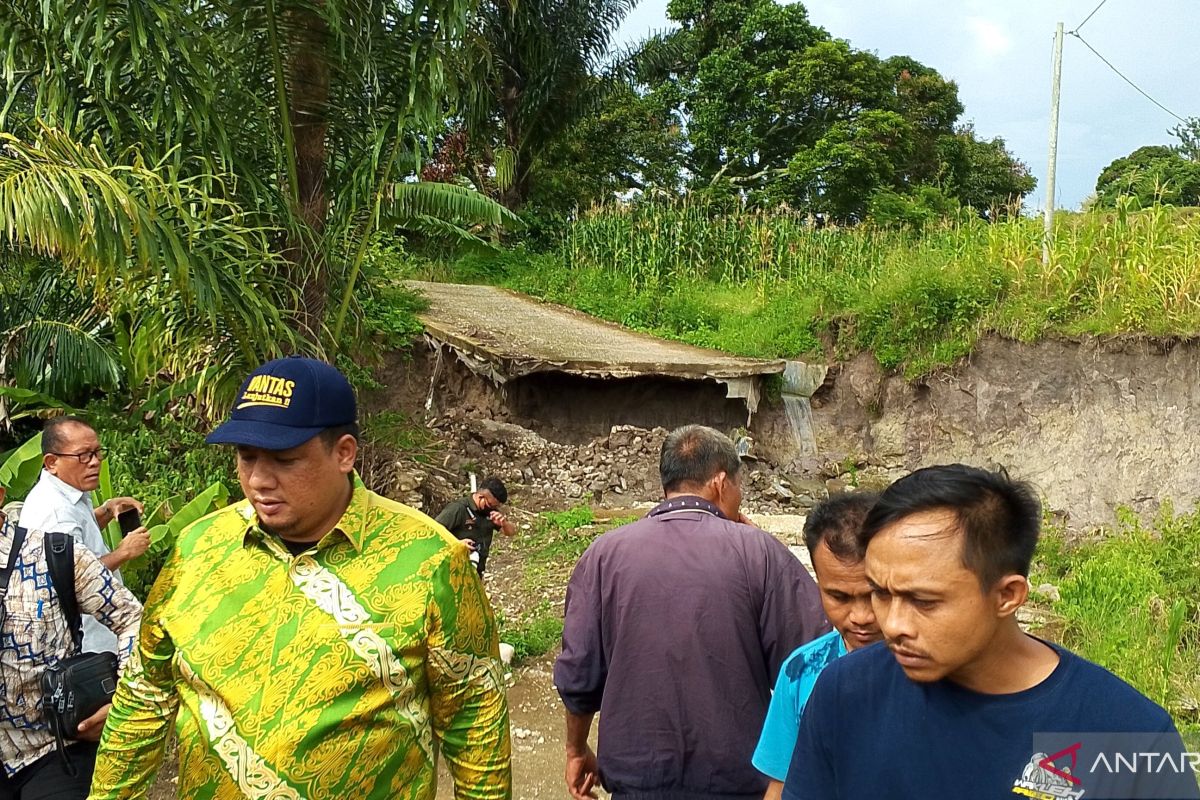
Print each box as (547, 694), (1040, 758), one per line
(1068, 31), (1188, 123)
(1072, 0), (1110, 33)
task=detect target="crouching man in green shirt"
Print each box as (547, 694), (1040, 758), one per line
(89, 357), (512, 799)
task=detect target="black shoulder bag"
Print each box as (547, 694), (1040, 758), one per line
(41, 531), (119, 776)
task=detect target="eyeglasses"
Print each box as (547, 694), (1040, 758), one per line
(49, 449), (106, 464)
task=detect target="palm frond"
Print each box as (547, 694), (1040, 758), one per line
(2, 0), (489, 385)
(382, 181), (520, 230)
(0, 128), (298, 402)
(4, 318), (121, 398)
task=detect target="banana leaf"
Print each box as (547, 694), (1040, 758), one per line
(147, 482), (230, 548)
(144, 494), (186, 529)
(0, 432), (44, 500)
(95, 460), (122, 552)
(0, 386), (74, 430)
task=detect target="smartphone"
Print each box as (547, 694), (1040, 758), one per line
(117, 507), (141, 536)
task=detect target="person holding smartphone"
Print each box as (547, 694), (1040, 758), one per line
(19, 416), (150, 655)
(434, 477), (517, 576)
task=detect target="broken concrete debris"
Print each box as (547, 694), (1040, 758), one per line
(371, 403), (891, 519)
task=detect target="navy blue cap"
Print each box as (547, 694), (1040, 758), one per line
(206, 356), (357, 450)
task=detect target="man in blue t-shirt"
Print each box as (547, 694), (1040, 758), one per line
(783, 464), (1200, 800)
(753, 491), (881, 799)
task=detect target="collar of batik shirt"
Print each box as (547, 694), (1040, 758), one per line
(240, 472), (369, 555)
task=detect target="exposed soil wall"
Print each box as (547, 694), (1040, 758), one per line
(812, 336), (1200, 529)
(503, 372), (749, 445)
(368, 335), (1200, 530)
(375, 339), (778, 448)
(365, 342), (806, 512)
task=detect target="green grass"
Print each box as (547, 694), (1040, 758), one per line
(497, 505), (637, 664)
(360, 410), (441, 465)
(499, 602), (566, 663)
(1032, 504), (1200, 735)
(407, 198), (1200, 377)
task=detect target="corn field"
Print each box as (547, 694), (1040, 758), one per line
(559, 198), (1200, 340)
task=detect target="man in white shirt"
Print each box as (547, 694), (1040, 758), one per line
(19, 416), (149, 654)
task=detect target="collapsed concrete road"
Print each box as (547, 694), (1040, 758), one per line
(408, 280), (787, 383)
(407, 281), (826, 463)
(397, 283), (1200, 530)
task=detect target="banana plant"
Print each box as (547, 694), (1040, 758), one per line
(95, 460), (122, 553)
(95, 473), (230, 559)
(0, 431), (43, 501)
(0, 386), (75, 431)
(118, 481), (230, 595)
(145, 482), (230, 553)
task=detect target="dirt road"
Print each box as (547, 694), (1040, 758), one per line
(435, 653), (590, 800)
(433, 513), (813, 800)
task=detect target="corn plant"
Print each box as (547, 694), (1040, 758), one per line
(549, 198), (1200, 373)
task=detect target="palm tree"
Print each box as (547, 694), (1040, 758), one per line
(0, 253), (117, 428)
(0, 129), (297, 417)
(454, 0), (648, 210)
(0, 0), (515, 356)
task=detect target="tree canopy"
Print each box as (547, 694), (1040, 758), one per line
(426, 0), (1034, 223)
(618, 0), (1035, 220)
(0, 0), (514, 408)
(1094, 120), (1200, 209)
(0, 0), (1044, 417)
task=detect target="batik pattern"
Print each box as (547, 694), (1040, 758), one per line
(0, 523), (141, 775)
(90, 478), (511, 800)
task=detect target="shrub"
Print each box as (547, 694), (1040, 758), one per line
(1033, 505), (1200, 730)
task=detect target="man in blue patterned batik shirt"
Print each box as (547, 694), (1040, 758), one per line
(0, 494), (142, 799)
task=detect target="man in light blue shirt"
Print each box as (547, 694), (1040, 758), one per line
(752, 491), (881, 799)
(19, 416), (148, 654)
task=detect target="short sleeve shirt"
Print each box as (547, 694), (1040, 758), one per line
(19, 470), (119, 654)
(435, 498), (498, 552)
(782, 640), (1200, 799)
(752, 629), (846, 781)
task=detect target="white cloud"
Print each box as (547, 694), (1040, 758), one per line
(966, 16), (1013, 58)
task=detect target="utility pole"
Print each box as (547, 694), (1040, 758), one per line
(1043, 22), (1064, 266)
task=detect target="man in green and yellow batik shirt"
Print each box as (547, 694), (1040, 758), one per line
(89, 357), (512, 799)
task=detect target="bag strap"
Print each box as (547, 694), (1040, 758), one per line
(3, 527), (82, 777)
(43, 531), (84, 777)
(0, 525), (29, 632)
(49, 701), (77, 777)
(44, 532), (83, 655)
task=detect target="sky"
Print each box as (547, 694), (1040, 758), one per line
(615, 0), (1199, 210)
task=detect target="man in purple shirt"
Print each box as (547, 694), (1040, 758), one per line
(554, 425), (830, 800)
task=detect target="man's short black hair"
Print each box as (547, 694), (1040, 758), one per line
(318, 423), (360, 449)
(803, 491), (879, 562)
(480, 477), (508, 505)
(659, 425), (740, 494)
(42, 416), (94, 456)
(859, 464), (1041, 589)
